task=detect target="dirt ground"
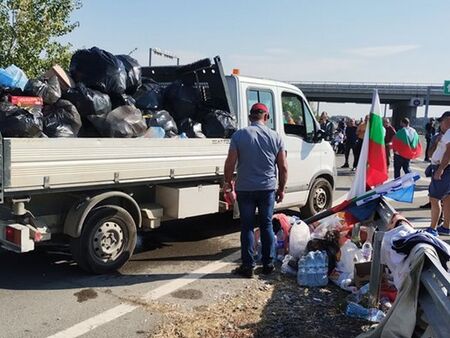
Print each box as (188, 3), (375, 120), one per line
(152, 269), (373, 338)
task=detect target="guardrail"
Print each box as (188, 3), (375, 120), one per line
(370, 198), (450, 338)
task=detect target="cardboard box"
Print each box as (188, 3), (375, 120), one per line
(43, 65), (75, 91)
(354, 261), (372, 288)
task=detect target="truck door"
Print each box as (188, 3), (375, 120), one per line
(280, 91), (321, 200)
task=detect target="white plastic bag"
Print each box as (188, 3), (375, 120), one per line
(289, 220), (310, 259)
(335, 240), (364, 277)
(311, 214), (344, 239)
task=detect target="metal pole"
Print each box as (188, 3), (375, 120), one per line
(424, 86), (431, 119)
(384, 104), (387, 118)
(149, 48), (152, 66)
(317, 102), (320, 114)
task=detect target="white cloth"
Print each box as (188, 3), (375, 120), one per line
(431, 129), (450, 164)
(380, 223), (415, 289)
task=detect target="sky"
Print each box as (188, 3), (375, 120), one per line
(61, 0), (450, 119)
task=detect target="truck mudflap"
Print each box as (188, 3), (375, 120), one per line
(0, 222), (49, 253)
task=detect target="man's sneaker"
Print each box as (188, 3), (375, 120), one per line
(341, 164), (349, 168)
(262, 264), (275, 275)
(437, 226), (450, 236)
(351, 167), (357, 172)
(232, 265), (254, 278)
(425, 227), (439, 236)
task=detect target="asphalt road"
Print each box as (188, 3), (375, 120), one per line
(0, 154), (444, 338)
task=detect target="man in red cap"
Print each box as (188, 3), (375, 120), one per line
(224, 102), (288, 277)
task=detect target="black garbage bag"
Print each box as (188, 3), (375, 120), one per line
(70, 47), (127, 95)
(164, 81), (200, 121)
(133, 82), (164, 111)
(202, 110), (237, 138)
(110, 93), (136, 110)
(42, 99), (82, 137)
(116, 55), (141, 95)
(62, 83), (111, 117)
(88, 105), (147, 138)
(24, 76), (61, 105)
(178, 118), (205, 138)
(0, 102), (44, 137)
(144, 110), (178, 137)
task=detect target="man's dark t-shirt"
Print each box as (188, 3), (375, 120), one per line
(345, 126), (357, 144)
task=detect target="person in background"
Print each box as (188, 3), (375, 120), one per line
(426, 111), (450, 236)
(341, 118), (357, 168)
(338, 118), (346, 133)
(383, 118), (396, 168)
(424, 118), (436, 162)
(319, 111), (334, 141)
(353, 115), (369, 171)
(392, 117), (422, 178)
(224, 103), (288, 277)
(420, 124), (445, 209)
(283, 111), (295, 125)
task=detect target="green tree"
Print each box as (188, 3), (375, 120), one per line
(0, 0), (81, 78)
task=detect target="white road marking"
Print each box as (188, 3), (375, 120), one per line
(47, 250), (240, 338)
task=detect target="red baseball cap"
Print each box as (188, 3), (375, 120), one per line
(250, 103), (269, 114)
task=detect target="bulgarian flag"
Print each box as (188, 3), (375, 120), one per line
(349, 89), (388, 198)
(392, 126), (422, 159)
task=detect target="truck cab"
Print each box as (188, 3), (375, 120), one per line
(227, 75), (336, 216)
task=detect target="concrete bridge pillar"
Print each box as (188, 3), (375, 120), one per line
(390, 101), (417, 130)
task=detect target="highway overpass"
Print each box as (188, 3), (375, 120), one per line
(292, 82), (449, 128)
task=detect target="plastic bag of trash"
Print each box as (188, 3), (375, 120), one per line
(42, 99), (82, 137)
(281, 255), (298, 276)
(88, 105), (147, 138)
(144, 110), (178, 136)
(201, 109), (237, 138)
(70, 47), (127, 95)
(164, 81), (200, 121)
(0, 102), (44, 137)
(116, 55), (141, 95)
(289, 220), (311, 259)
(110, 93), (136, 109)
(24, 76), (61, 105)
(133, 82), (164, 111)
(143, 126), (165, 138)
(0, 65), (28, 90)
(62, 83), (112, 117)
(178, 118), (205, 138)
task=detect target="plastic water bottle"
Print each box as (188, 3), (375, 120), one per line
(317, 251), (329, 286)
(361, 240), (373, 262)
(346, 302), (386, 322)
(275, 230), (285, 261)
(297, 256), (307, 286)
(306, 252), (317, 286)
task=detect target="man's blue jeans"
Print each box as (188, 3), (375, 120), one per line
(236, 190), (275, 267)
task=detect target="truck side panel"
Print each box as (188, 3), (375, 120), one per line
(3, 138), (229, 193)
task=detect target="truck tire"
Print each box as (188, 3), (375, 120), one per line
(300, 178), (333, 218)
(70, 205), (137, 274)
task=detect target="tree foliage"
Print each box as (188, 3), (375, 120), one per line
(0, 0), (81, 78)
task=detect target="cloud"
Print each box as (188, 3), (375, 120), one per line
(346, 44), (420, 57)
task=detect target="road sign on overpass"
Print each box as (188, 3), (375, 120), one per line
(444, 80), (450, 95)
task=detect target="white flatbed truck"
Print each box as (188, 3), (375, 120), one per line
(0, 56), (336, 273)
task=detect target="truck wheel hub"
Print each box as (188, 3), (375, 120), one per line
(93, 222), (124, 258)
(314, 187), (327, 210)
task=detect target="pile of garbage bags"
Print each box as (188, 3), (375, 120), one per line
(0, 46), (237, 139)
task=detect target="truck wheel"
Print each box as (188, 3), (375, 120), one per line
(301, 178), (333, 218)
(70, 205), (137, 274)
